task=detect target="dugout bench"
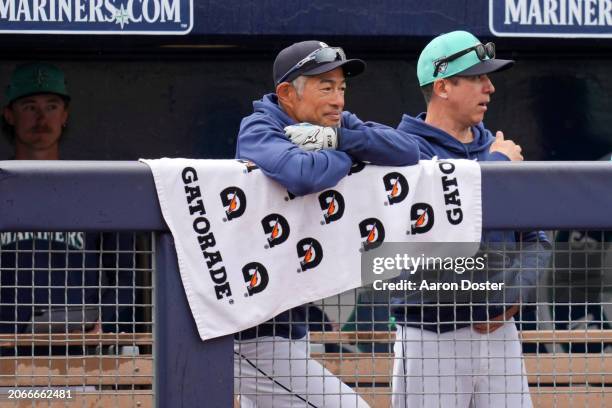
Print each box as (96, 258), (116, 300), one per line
(0, 333), (153, 408)
(310, 330), (612, 408)
(2, 330), (610, 407)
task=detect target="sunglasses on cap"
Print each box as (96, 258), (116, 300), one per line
(433, 42), (496, 77)
(277, 47), (347, 84)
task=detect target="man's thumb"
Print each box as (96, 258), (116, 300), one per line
(495, 131), (504, 142)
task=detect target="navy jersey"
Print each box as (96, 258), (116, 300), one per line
(0, 232), (136, 335)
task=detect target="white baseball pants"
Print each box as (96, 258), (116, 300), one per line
(392, 321), (532, 408)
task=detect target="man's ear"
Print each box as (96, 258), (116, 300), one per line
(3, 106), (14, 126)
(432, 79), (449, 100)
(276, 82), (294, 107)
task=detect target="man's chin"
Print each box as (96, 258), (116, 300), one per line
(471, 114), (485, 125)
(321, 119), (341, 127)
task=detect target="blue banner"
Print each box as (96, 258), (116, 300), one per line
(490, 0), (612, 37)
(0, 0), (192, 34)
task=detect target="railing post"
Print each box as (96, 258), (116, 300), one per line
(155, 232), (233, 407)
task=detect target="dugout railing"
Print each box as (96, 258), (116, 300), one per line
(0, 161), (232, 408)
(0, 160), (610, 407)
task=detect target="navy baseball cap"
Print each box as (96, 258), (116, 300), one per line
(273, 40), (366, 86)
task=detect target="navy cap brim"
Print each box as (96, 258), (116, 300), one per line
(456, 58), (515, 77)
(300, 59), (366, 79)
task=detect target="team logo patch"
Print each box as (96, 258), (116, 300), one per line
(435, 60), (448, 74)
(359, 218), (385, 252)
(242, 262), (269, 296)
(220, 186), (246, 221)
(296, 238), (323, 272)
(409, 203), (434, 234)
(261, 213), (290, 248)
(237, 159), (259, 173)
(318, 190), (345, 225)
(348, 161), (366, 175)
(383, 172), (409, 205)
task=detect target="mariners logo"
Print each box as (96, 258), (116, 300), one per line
(237, 159), (259, 173)
(0, 0), (193, 34)
(242, 262), (269, 296)
(348, 161), (366, 175)
(434, 60), (448, 74)
(261, 213), (290, 248)
(383, 172), (409, 205)
(359, 218), (385, 252)
(296, 238), (323, 272)
(220, 186), (246, 221)
(318, 190), (345, 225)
(410, 203), (434, 234)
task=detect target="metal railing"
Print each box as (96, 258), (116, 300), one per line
(0, 161), (234, 408)
(0, 160), (610, 408)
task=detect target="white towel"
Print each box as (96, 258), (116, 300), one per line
(141, 158), (482, 341)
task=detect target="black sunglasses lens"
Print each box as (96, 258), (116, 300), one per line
(474, 44), (486, 60)
(485, 42), (496, 59)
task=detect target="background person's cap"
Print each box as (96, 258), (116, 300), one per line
(417, 31), (514, 86)
(5, 62), (70, 104)
(273, 40), (365, 86)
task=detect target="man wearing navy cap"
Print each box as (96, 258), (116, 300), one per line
(392, 31), (550, 407)
(236, 40), (419, 195)
(234, 41), (419, 407)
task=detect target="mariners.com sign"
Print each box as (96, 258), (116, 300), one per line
(490, 0), (612, 37)
(1, 0), (609, 37)
(0, 0), (192, 34)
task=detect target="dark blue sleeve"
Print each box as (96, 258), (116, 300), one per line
(339, 113), (420, 166)
(236, 114), (353, 196)
(488, 151), (510, 161)
(515, 233), (552, 302)
(518, 231), (551, 247)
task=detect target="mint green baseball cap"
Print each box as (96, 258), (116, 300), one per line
(5, 62), (70, 104)
(417, 31), (514, 86)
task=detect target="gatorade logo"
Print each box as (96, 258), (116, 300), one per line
(410, 203), (434, 234)
(242, 262), (269, 296)
(318, 190), (345, 224)
(220, 187), (247, 221)
(296, 238), (323, 272)
(261, 213), (290, 248)
(383, 172), (409, 205)
(439, 161), (463, 226)
(359, 218), (385, 251)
